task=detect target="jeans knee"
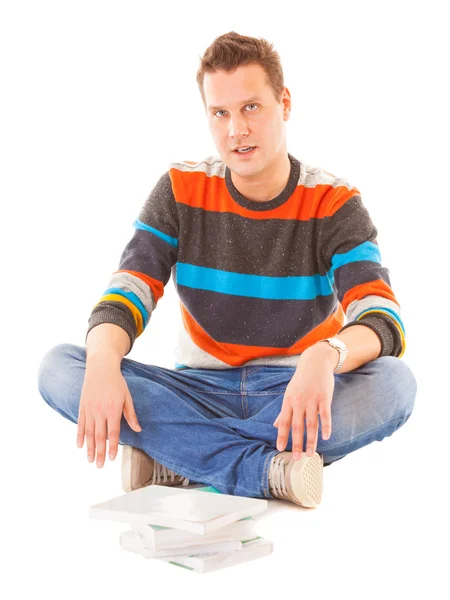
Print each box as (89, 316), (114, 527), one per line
(37, 343), (84, 410)
(38, 343), (74, 386)
(375, 356), (417, 420)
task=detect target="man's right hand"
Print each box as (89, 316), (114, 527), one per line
(76, 360), (142, 468)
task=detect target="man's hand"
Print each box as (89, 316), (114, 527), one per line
(273, 343), (337, 459)
(77, 358), (142, 468)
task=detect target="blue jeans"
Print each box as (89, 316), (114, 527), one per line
(37, 343), (417, 500)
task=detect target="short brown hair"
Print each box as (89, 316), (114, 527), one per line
(196, 31), (285, 107)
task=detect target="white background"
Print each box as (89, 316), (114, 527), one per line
(2, 0), (448, 597)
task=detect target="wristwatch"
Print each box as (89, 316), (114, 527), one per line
(319, 337), (348, 373)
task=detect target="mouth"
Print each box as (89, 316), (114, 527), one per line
(232, 146), (257, 157)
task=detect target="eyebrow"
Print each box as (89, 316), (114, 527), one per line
(207, 97), (262, 112)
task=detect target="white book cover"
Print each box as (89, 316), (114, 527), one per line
(160, 537), (273, 573)
(132, 516), (257, 550)
(119, 529), (243, 558)
(89, 484), (268, 535)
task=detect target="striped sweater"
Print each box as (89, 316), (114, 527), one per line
(86, 153), (405, 369)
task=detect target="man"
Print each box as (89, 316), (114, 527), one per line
(37, 31), (417, 509)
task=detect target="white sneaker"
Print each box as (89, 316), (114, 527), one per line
(268, 451), (323, 508)
(121, 445), (191, 492)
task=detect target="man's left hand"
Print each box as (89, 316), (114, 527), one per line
(273, 344), (337, 460)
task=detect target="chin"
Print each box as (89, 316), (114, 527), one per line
(235, 160), (264, 176)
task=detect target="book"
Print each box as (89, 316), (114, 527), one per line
(119, 529), (243, 558)
(159, 537), (273, 573)
(120, 530), (273, 572)
(132, 516), (257, 550)
(89, 484), (268, 535)
(126, 485), (259, 555)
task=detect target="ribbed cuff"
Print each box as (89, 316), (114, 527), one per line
(85, 302), (136, 356)
(339, 313), (403, 358)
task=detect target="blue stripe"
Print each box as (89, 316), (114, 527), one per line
(176, 241), (382, 301)
(356, 307), (406, 335)
(330, 241), (381, 273)
(177, 263), (333, 300)
(133, 219), (178, 248)
(103, 287), (149, 327)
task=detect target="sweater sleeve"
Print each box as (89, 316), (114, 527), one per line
(320, 189), (406, 358)
(85, 171), (179, 355)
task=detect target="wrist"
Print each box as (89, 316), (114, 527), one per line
(302, 342), (340, 369)
(86, 349), (123, 368)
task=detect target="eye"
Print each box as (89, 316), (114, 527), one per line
(213, 104), (258, 118)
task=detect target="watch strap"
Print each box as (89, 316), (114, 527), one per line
(323, 337), (348, 373)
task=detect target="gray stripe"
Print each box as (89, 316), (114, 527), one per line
(346, 294), (401, 323)
(170, 157), (226, 178)
(303, 166), (357, 190)
(107, 271), (156, 315)
(171, 154), (358, 192)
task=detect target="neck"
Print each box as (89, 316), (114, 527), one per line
(230, 151), (291, 202)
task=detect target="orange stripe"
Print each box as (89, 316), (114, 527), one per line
(341, 280), (399, 313)
(170, 169), (359, 221)
(180, 302), (345, 367)
(116, 270), (165, 303)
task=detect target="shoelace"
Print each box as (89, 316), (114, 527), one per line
(268, 454), (289, 500)
(151, 461), (190, 487)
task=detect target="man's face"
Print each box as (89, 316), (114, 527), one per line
(203, 63), (291, 178)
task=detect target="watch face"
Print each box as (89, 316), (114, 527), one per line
(329, 337), (346, 350)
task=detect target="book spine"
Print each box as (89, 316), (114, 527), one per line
(165, 538), (273, 573)
(152, 541), (242, 559)
(133, 519), (257, 550)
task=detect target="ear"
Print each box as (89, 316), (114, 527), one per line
(281, 87), (291, 121)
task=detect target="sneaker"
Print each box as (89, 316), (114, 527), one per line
(268, 451), (323, 508)
(121, 445), (190, 492)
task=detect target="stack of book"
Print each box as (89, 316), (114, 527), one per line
(89, 484), (273, 573)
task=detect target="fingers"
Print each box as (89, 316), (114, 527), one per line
(94, 418), (107, 468)
(305, 403), (319, 457)
(76, 408), (86, 449)
(274, 405), (292, 453)
(85, 414), (96, 463)
(78, 411), (122, 466)
(274, 399), (332, 460)
(320, 402), (332, 441)
(107, 418), (121, 462)
(123, 390), (142, 432)
(291, 411), (305, 460)
(77, 374), (137, 467)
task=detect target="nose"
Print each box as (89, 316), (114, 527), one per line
(228, 113), (249, 139)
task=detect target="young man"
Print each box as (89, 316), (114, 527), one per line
(37, 32), (417, 508)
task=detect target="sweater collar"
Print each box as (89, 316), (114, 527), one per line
(224, 153), (301, 211)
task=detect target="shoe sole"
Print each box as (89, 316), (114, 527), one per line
(285, 453), (323, 508)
